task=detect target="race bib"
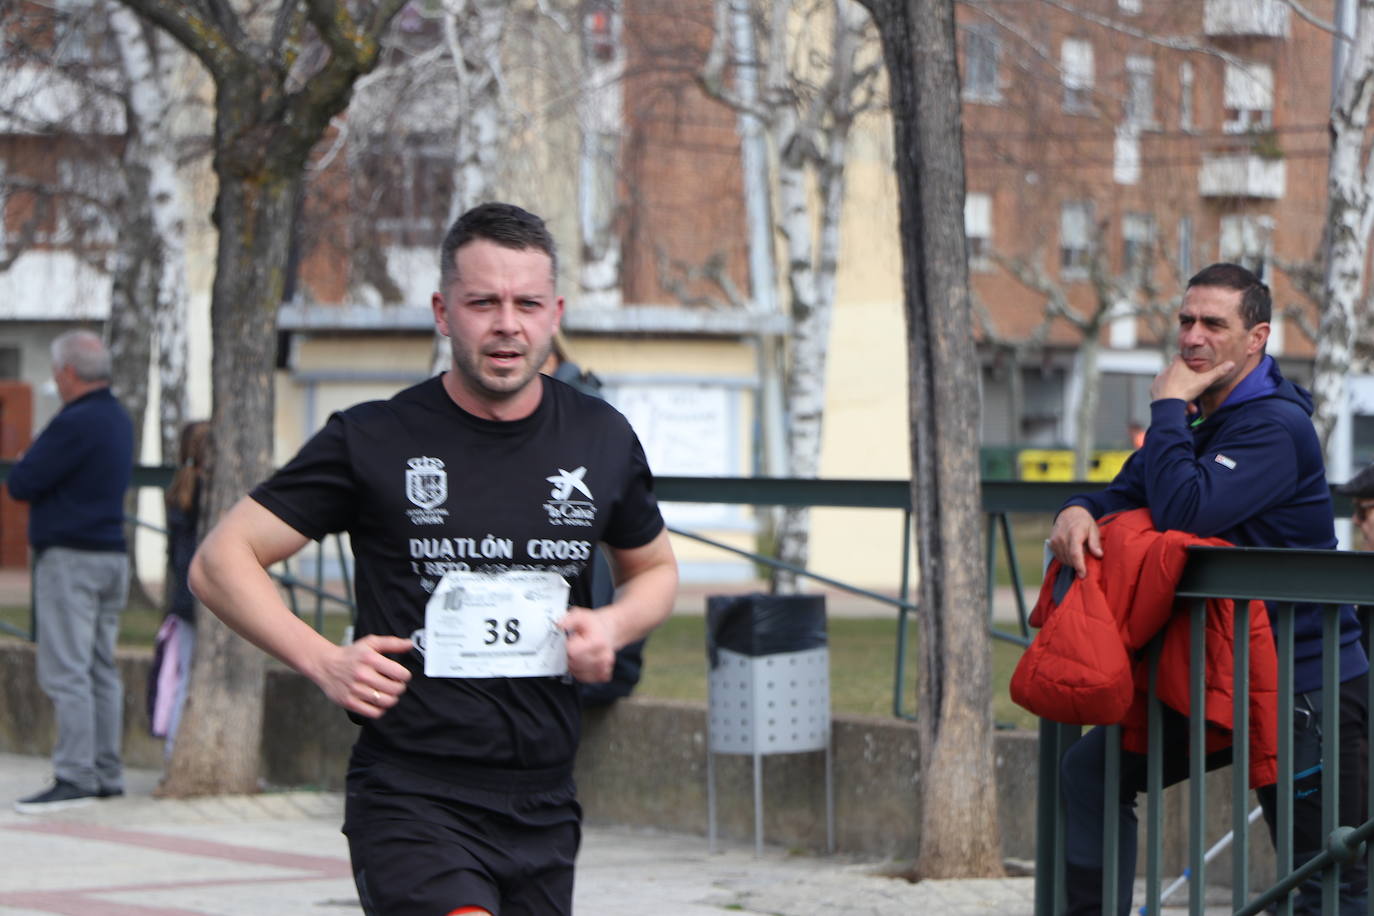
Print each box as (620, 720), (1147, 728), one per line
(416, 569), (569, 678)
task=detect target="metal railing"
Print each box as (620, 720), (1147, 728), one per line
(655, 476), (1083, 718)
(0, 470), (1060, 717)
(1034, 546), (1374, 915)
(0, 455), (359, 640)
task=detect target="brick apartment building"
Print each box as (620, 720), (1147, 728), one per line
(958, 0), (1342, 466)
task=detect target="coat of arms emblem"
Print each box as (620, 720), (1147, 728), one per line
(406, 456), (448, 510)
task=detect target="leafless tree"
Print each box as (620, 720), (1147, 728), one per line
(855, 0), (1004, 879)
(114, 0), (409, 796)
(700, 0), (881, 593)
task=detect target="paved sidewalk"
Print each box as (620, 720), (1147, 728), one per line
(0, 752), (1037, 916)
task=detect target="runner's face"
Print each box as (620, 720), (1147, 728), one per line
(432, 240), (563, 413)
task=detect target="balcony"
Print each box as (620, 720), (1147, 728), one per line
(1198, 153), (1286, 199)
(1204, 0), (1289, 37)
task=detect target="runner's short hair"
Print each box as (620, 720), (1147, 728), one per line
(439, 203), (558, 290)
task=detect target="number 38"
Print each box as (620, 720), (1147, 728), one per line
(483, 618), (521, 645)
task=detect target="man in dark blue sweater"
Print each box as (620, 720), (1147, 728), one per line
(1048, 263), (1368, 914)
(8, 330), (133, 812)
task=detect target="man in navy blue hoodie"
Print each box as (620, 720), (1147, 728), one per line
(7, 330), (133, 813)
(1049, 263), (1368, 915)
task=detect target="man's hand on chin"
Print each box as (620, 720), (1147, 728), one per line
(1150, 356), (1235, 405)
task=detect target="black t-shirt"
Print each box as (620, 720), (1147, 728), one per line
(251, 375), (665, 778)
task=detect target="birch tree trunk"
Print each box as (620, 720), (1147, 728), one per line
(701, 0), (870, 595)
(856, 0), (1004, 878)
(769, 0), (813, 594)
(110, 7), (191, 460)
(115, 0), (409, 796)
(725, 0), (788, 483)
(105, 193), (156, 609)
(444, 0), (508, 220)
(432, 0), (509, 374)
(1313, 0), (1374, 455)
(1071, 334), (1100, 480)
(578, 0), (625, 310)
(773, 0), (863, 594)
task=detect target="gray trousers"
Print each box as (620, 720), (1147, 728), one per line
(34, 547), (130, 792)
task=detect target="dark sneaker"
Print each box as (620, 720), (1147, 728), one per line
(14, 780), (97, 813)
(96, 786), (124, 799)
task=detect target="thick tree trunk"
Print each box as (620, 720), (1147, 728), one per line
(118, 0), (408, 799)
(859, 0), (1003, 878)
(1313, 0), (1374, 455)
(162, 169), (300, 796)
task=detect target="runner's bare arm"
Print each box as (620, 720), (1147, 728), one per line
(189, 497), (412, 716)
(561, 528), (677, 683)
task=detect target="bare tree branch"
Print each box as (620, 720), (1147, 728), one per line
(117, 0), (245, 80)
(988, 246), (1081, 327)
(699, 0), (768, 119)
(270, 0), (305, 56)
(1274, 254), (1325, 304)
(655, 246), (748, 309)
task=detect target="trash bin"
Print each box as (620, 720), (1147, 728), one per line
(705, 593), (833, 855)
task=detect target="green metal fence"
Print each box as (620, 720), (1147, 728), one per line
(1034, 546), (1374, 915)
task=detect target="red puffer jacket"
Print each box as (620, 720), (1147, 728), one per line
(1010, 508), (1278, 788)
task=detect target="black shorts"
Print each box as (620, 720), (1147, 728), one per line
(343, 759), (581, 916)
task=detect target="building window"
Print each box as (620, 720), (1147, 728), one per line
(1114, 126), (1140, 185)
(1060, 200), (1094, 279)
(55, 159), (114, 249)
(355, 137), (455, 247)
(1179, 62), (1195, 132)
(965, 192), (992, 270)
(963, 27), (1000, 103)
(1062, 39), (1095, 113)
(1224, 61), (1274, 134)
(1124, 56), (1155, 127)
(1122, 212), (1155, 281)
(1219, 213), (1275, 278)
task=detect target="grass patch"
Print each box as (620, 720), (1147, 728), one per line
(989, 512), (1054, 589)
(637, 614), (1037, 730)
